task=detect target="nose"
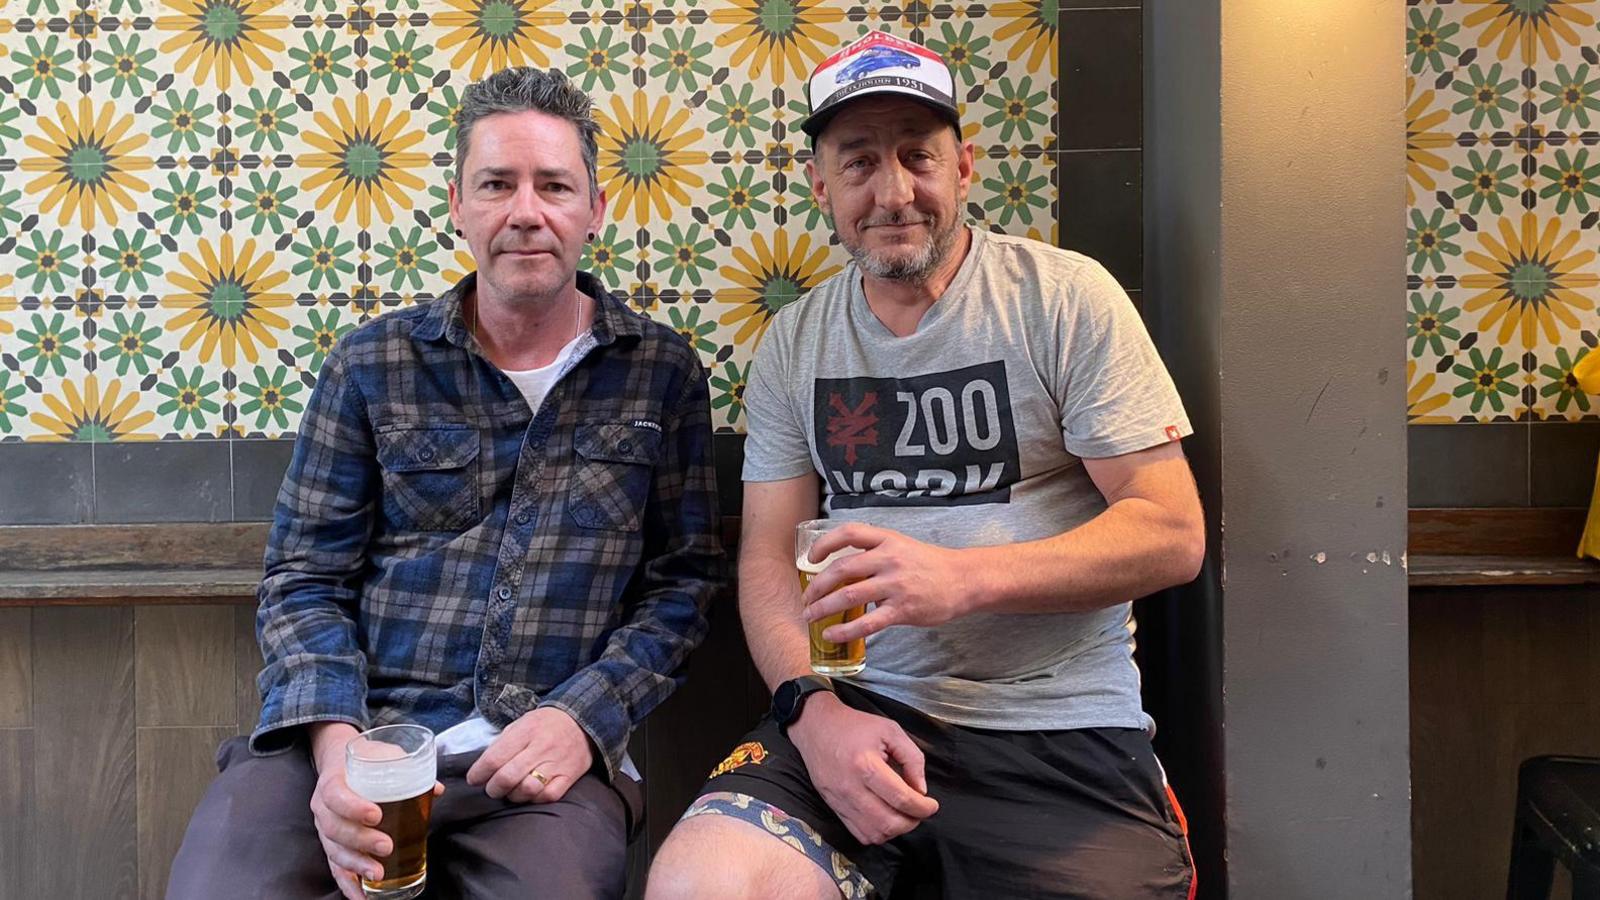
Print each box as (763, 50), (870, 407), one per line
(506, 182), (544, 230)
(874, 158), (915, 210)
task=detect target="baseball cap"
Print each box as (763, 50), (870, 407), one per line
(799, 30), (959, 140)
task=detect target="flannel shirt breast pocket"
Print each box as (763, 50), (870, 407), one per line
(570, 422), (661, 532)
(374, 422), (483, 532)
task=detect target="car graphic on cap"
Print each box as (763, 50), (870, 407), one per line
(836, 47), (922, 83)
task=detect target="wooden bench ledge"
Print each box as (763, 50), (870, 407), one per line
(1408, 554), (1600, 587)
(1408, 508), (1600, 587)
(0, 518), (746, 606)
(0, 523), (272, 606)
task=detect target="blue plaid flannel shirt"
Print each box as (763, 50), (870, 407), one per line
(252, 271), (724, 781)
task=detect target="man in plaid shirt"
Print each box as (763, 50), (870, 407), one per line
(169, 67), (724, 900)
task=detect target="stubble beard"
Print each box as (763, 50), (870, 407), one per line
(839, 213), (962, 284)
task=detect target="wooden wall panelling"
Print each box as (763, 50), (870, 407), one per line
(32, 607), (138, 899)
(1411, 591), (1481, 900)
(234, 604), (263, 736)
(0, 608), (29, 727)
(1411, 587), (1600, 900)
(1408, 508), (1587, 557)
(0, 728), (35, 900)
(136, 605), (236, 726)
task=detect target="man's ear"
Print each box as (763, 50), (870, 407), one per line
(954, 132), (975, 205)
(806, 157), (830, 218)
(448, 176), (462, 236)
(589, 188), (608, 239)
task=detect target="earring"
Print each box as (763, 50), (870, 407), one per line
(455, 228), (464, 237)
(587, 232), (596, 241)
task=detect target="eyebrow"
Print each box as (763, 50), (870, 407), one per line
(472, 165), (577, 181)
(831, 128), (943, 155)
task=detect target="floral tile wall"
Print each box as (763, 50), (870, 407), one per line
(0, 0), (1064, 440)
(1406, 0), (1600, 424)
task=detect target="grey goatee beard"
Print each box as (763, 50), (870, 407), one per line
(840, 214), (962, 284)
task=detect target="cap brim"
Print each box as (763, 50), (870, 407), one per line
(800, 93), (960, 140)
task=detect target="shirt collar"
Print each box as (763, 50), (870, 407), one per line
(416, 270), (643, 348)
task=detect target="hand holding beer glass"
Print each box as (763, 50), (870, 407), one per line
(345, 724), (437, 899)
(797, 519), (867, 676)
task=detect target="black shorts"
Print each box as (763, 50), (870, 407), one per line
(683, 681), (1195, 900)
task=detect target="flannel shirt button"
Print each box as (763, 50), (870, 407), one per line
(497, 586), (513, 600)
(419, 447), (435, 462)
(515, 511), (531, 525)
(618, 439), (633, 453)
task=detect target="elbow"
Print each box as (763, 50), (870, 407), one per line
(1177, 534), (1206, 584)
(1171, 514), (1207, 585)
(1177, 518), (1203, 582)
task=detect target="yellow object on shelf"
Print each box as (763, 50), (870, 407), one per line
(1575, 350), (1600, 394)
(1574, 351), (1600, 560)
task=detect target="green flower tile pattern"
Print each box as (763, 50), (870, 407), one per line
(1406, 0), (1600, 424)
(0, 0), (1064, 438)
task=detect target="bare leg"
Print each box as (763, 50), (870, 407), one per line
(645, 814), (842, 900)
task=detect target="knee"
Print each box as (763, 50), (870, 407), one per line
(175, 766), (259, 858)
(168, 789), (255, 898)
(645, 824), (755, 900)
(168, 753), (321, 898)
(647, 817), (817, 900)
(643, 836), (703, 900)
(646, 861), (752, 900)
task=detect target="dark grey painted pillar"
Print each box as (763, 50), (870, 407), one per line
(1146, 2), (1411, 897)
(1143, 0), (1225, 893)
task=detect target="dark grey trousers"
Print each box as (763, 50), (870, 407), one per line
(167, 736), (642, 900)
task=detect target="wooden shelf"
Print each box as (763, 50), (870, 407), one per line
(0, 523), (268, 606)
(1408, 508), (1600, 587)
(0, 518), (747, 606)
(1409, 554), (1600, 587)
(0, 568), (261, 606)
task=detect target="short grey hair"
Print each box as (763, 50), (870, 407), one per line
(454, 66), (602, 202)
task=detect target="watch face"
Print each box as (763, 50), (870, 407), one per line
(776, 677), (828, 726)
(776, 681), (800, 722)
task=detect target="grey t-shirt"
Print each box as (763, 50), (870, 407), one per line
(742, 227), (1193, 732)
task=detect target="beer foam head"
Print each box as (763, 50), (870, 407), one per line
(352, 739), (408, 762)
(347, 733), (436, 803)
(797, 546), (862, 575)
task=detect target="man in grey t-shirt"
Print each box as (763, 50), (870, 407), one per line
(649, 31), (1204, 900)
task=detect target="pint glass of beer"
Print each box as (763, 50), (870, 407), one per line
(345, 724), (436, 900)
(797, 519), (866, 676)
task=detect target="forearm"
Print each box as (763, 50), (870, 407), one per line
(253, 582), (370, 750)
(540, 586), (711, 779)
(740, 551), (854, 753)
(967, 496), (1205, 615)
(253, 348), (378, 751)
(736, 472), (825, 692)
(548, 536), (720, 726)
(308, 721), (360, 772)
(738, 546), (814, 693)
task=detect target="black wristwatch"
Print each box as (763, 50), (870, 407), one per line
(773, 675), (835, 734)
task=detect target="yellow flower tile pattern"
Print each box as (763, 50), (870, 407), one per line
(0, 0), (1063, 439)
(1406, 0), (1600, 423)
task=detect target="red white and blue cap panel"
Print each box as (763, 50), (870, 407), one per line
(801, 31), (959, 137)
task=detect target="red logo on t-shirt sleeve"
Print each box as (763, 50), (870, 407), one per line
(1165, 425), (1182, 442)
